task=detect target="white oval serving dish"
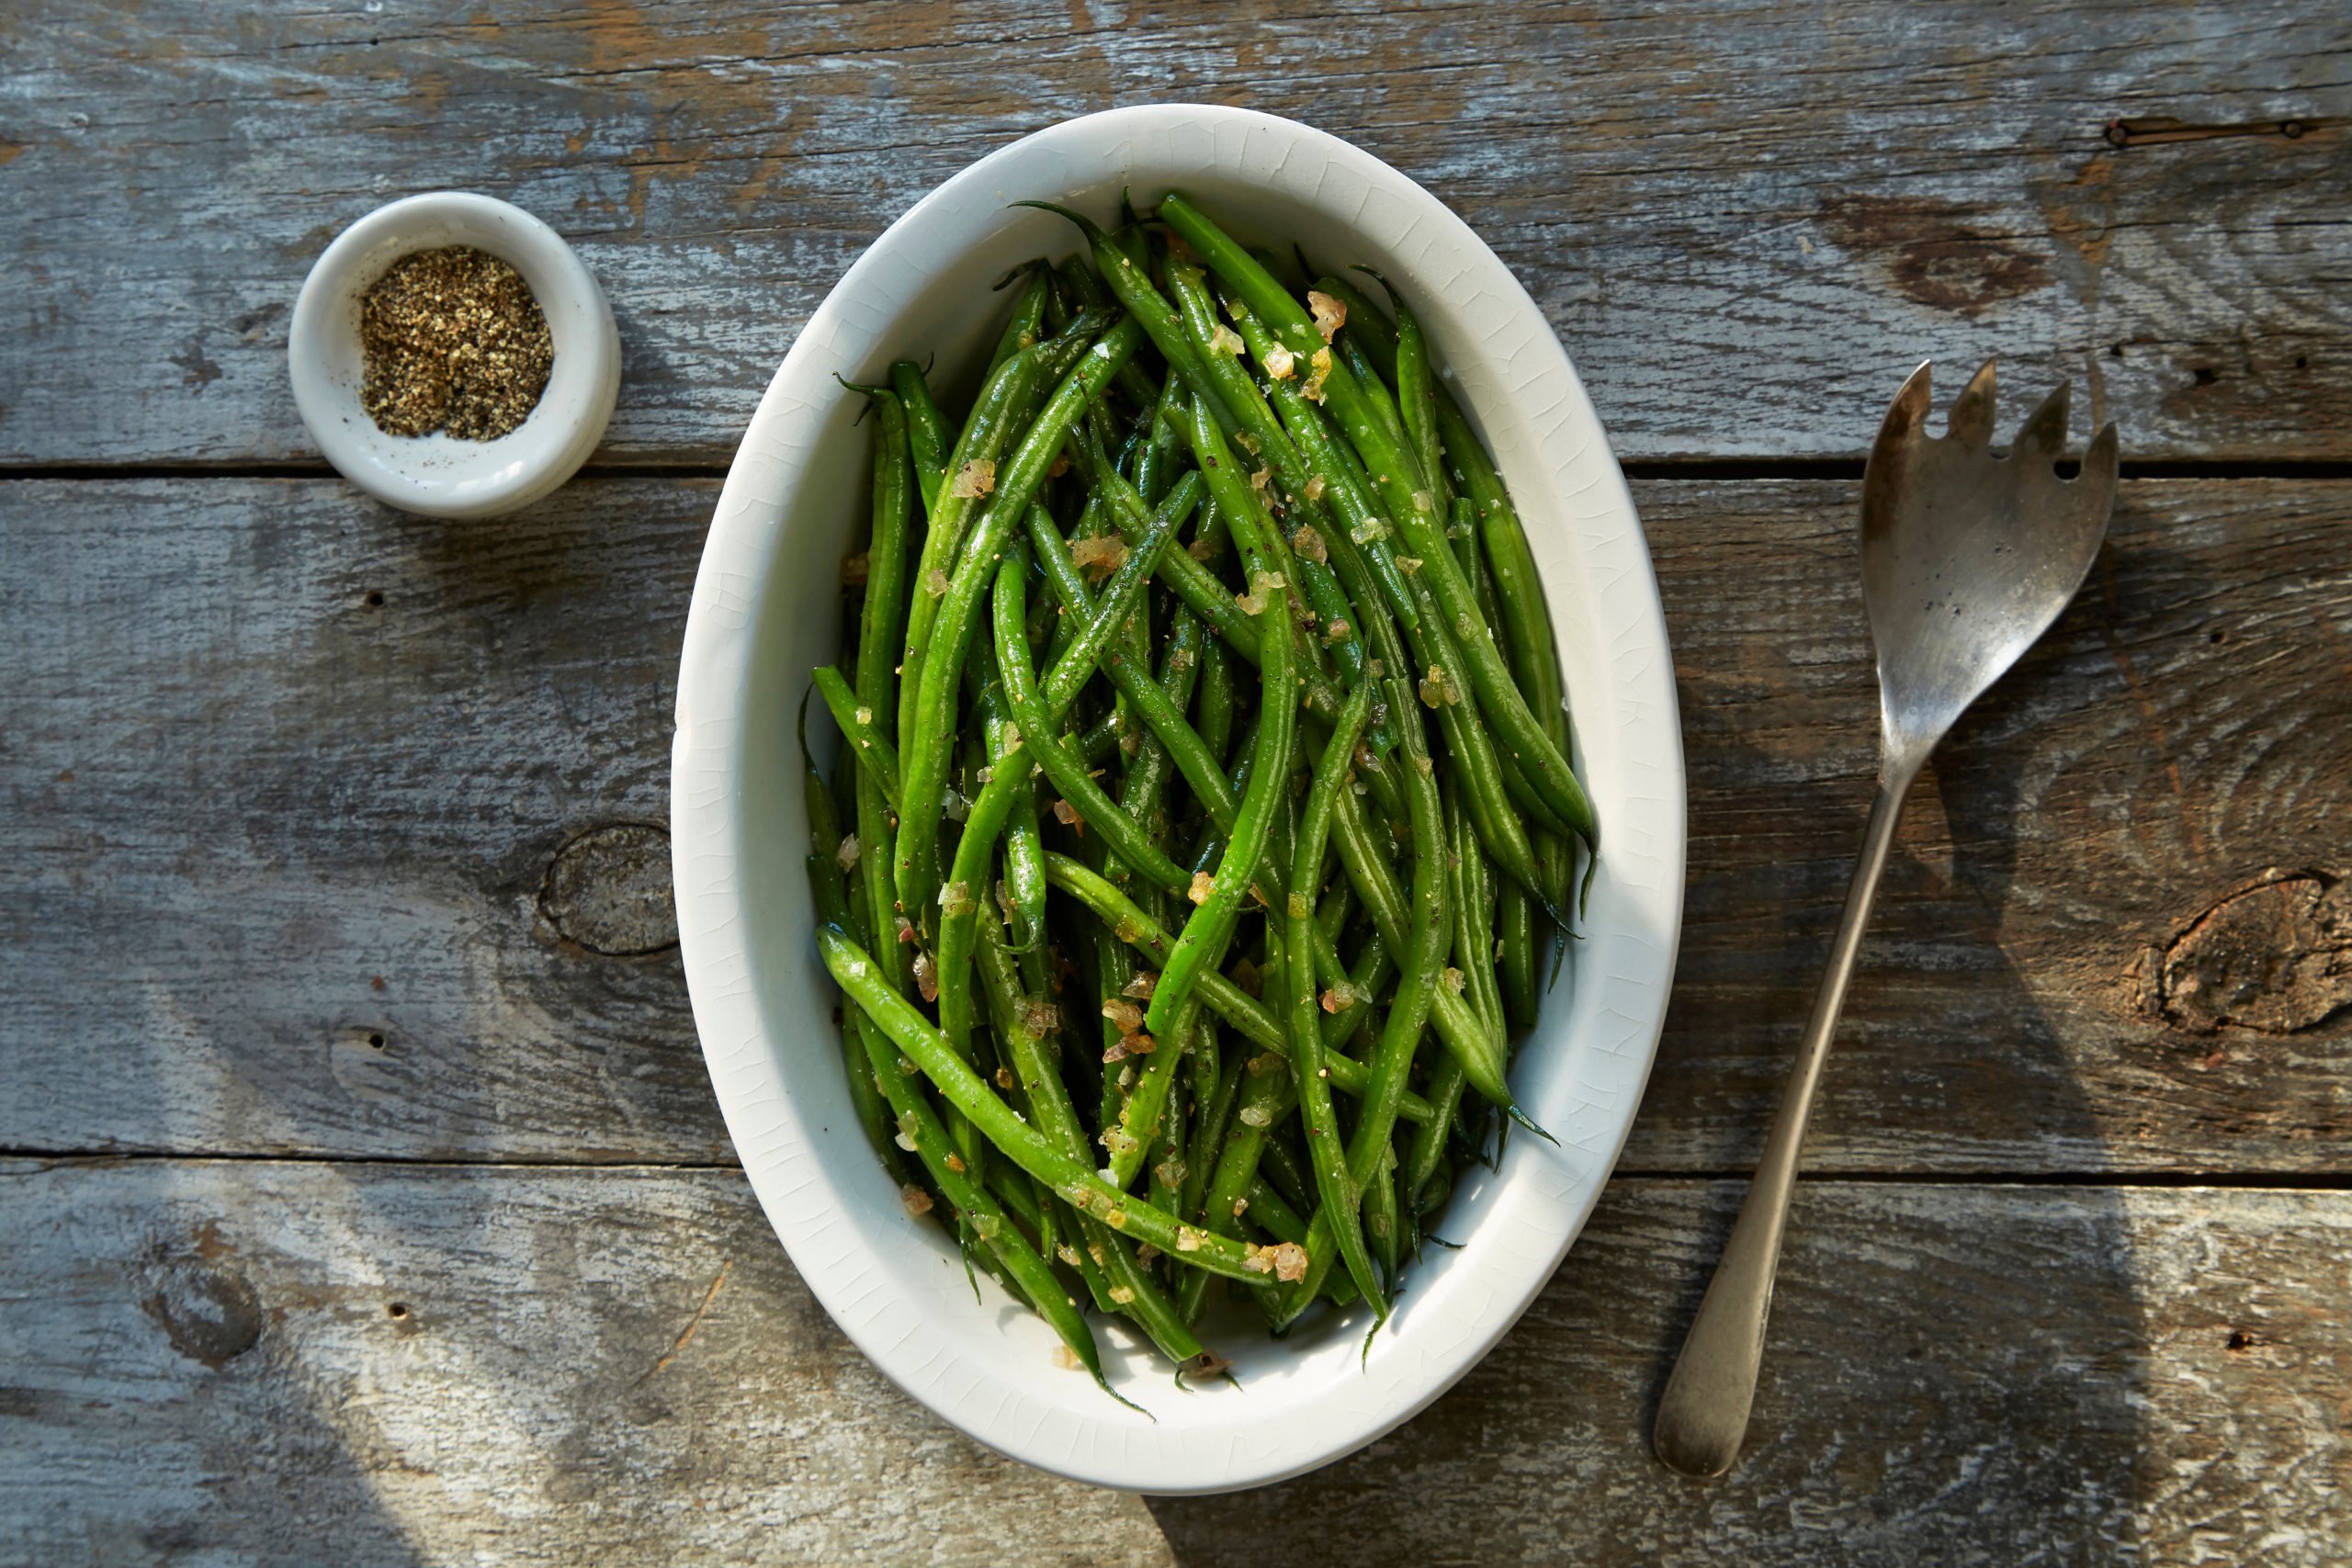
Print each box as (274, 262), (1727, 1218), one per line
(672, 104), (1685, 1495)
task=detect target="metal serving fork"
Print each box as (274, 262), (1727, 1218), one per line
(1651, 360), (2120, 1478)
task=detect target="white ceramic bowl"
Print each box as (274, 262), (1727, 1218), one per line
(673, 106), (1685, 1494)
(288, 192), (620, 518)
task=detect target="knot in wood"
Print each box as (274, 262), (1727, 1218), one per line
(2152, 872), (2351, 1035)
(540, 824), (678, 956)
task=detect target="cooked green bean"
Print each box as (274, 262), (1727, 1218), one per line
(1286, 677), (1385, 1313)
(820, 922), (1283, 1285)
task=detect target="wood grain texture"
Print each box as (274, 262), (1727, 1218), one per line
(2, 1159), (2342, 1565)
(4, 476), (2345, 1173)
(1, 0), (2345, 466)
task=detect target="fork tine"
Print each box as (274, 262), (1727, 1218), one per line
(2076, 420), (2120, 499)
(1946, 357), (1998, 446)
(2013, 381), (2071, 462)
(1877, 359), (1935, 446)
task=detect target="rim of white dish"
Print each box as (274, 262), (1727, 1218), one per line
(288, 191), (620, 519)
(672, 105), (1685, 1495)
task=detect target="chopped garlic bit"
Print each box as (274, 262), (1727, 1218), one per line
(1303, 346), (1334, 403)
(1069, 534), (1127, 581)
(1188, 871), (1216, 906)
(945, 1152), (966, 1174)
(950, 458), (997, 499)
(1054, 1344), (1083, 1371)
(1286, 891), (1311, 919)
(1231, 1196), (1251, 1218)
(1231, 955), (1263, 996)
(847, 958), (871, 979)
(1443, 965), (1466, 995)
(912, 950), (940, 1003)
(1102, 1128), (1140, 1156)
(1108, 1285), (1136, 1305)
(1249, 466), (1272, 495)
(1235, 588), (1266, 616)
(1419, 662), (1463, 708)
(996, 1065), (1016, 1089)
(1397, 555), (1424, 576)
(900, 1183), (933, 1217)
(1411, 489), (1435, 514)
(1102, 998), (1146, 1035)
(937, 879), (974, 918)
(1238, 1104), (1272, 1128)
(1123, 971), (1159, 999)
(1241, 1245), (1276, 1275)
(836, 833), (861, 872)
(972, 1212), (1001, 1240)
(922, 567), (951, 598)
(1057, 1244), (1082, 1268)
(1019, 998), (1059, 1038)
(1351, 517), (1390, 546)
(1415, 752), (1436, 777)
(840, 551), (870, 586)
(1321, 983), (1356, 1014)
(1251, 569), (1286, 595)
(1152, 1158), (1186, 1190)
(1307, 290), (1347, 343)
(1291, 525), (1329, 563)
(1304, 473), (1326, 501)
(1210, 322), (1247, 356)
(1052, 799), (1085, 834)
(854, 704), (874, 727)
(1325, 618), (1351, 643)
(1001, 723), (1022, 752)
(1176, 1226), (1204, 1253)
(1264, 343), (1296, 380)
(1136, 1242), (1162, 1265)
(1272, 1242), (1309, 1282)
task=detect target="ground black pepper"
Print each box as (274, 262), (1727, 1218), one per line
(359, 246), (554, 440)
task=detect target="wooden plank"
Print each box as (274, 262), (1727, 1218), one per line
(1, 1160), (2343, 1562)
(3, 476), (2346, 1174)
(1, 1), (2345, 466)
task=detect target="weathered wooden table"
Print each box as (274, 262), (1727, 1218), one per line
(5, 4), (2347, 1562)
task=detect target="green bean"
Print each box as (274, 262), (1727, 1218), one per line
(1363, 1138), (1402, 1282)
(975, 912), (1153, 1339)
(900, 341), (1046, 760)
(810, 664), (900, 811)
(992, 552), (1191, 896)
(1183, 1022), (1240, 1222)
(1142, 400), (1300, 1040)
(820, 922), (1283, 1285)
(1269, 663), (1443, 1328)
(815, 854), (908, 1180)
(1041, 852), (1432, 1122)
(897, 318), (1147, 928)
(990, 265), (1051, 374)
(1405, 1053), (1471, 1212)
(1177, 1049), (1296, 1325)
(1444, 772), (1507, 1045)
(1158, 193), (1596, 848)
(888, 361), (956, 516)
(1286, 677), (1385, 1312)
(1026, 508), (1238, 834)
(1329, 773), (1515, 1109)
(840, 996), (1120, 1393)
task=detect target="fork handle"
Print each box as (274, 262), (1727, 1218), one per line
(1652, 763), (1918, 1477)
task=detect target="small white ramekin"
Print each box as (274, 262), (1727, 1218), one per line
(288, 192), (619, 519)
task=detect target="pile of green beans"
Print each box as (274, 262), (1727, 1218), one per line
(806, 197), (1592, 1398)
